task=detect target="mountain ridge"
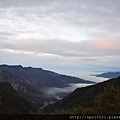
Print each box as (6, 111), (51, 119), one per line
(0, 64), (94, 108)
(94, 72), (120, 78)
(0, 64), (94, 87)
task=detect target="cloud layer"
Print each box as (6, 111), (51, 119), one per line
(0, 0), (120, 76)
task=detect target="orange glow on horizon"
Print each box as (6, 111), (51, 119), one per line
(92, 41), (119, 49)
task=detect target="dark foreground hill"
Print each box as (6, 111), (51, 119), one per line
(43, 76), (120, 113)
(0, 82), (37, 114)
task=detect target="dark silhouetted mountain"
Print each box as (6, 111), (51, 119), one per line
(0, 64), (94, 108)
(0, 64), (94, 88)
(43, 76), (120, 113)
(0, 82), (37, 114)
(95, 72), (120, 78)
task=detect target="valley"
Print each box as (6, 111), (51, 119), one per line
(0, 64), (94, 109)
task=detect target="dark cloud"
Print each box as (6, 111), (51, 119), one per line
(0, 31), (16, 36)
(0, 0), (52, 7)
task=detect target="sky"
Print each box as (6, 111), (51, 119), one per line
(0, 0), (120, 77)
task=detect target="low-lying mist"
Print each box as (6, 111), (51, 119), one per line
(42, 83), (93, 98)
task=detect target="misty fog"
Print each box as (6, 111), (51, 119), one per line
(42, 83), (93, 97)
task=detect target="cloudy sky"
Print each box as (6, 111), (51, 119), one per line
(0, 0), (120, 76)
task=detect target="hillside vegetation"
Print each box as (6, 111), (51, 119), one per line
(44, 76), (120, 113)
(0, 82), (37, 114)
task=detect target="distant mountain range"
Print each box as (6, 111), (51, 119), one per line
(0, 64), (94, 108)
(0, 82), (37, 114)
(43, 76), (120, 113)
(92, 72), (120, 78)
